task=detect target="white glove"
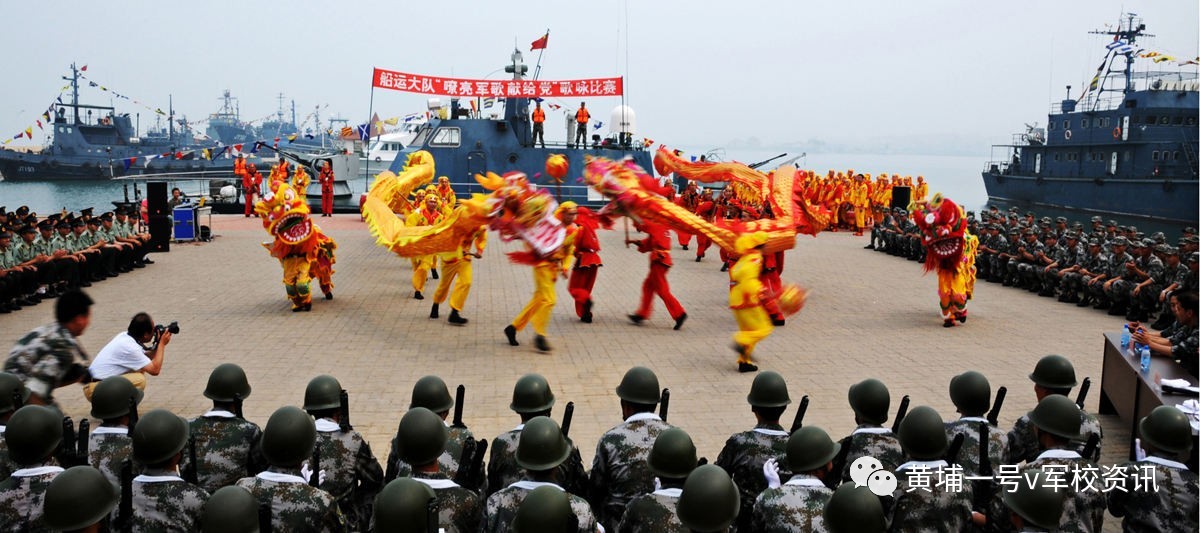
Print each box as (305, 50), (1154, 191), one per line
(763, 458), (782, 489)
(653, 477), (662, 492)
(300, 461), (326, 486)
(1134, 438), (1146, 461)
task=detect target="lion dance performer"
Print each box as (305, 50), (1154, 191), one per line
(254, 165), (337, 312)
(504, 201), (578, 353)
(569, 206), (609, 323)
(911, 193), (977, 327)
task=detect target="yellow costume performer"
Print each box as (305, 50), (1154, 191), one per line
(505, 202), (578, 353)
(729, 232), (773, 373)
(911, 193), (977, 327)
(430, 223), (486, 324)
(254, 165), (336, 312)
(406, 194), (444, 299)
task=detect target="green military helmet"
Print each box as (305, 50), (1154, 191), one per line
(203, 486), (260, 533)
(0, 372), (30, 415)
(649, 427), (699, 479)
(512, 485), (574, 533)
(823, 485), (886, 533)
(1026, 394), (1082, 440)
(5, 405), (63, 465)
(396, 407), (449, 466)
(1138, 405), (1193, 455)
(510, 373), (556, 414)
(42, 466), (118, 531)
(676, 464), (740, 532)
(260, 406), (316, 467)
(615, 366), (661, 405)
(898, 406), (948, 460)
(132, 409), (190, 465)
(374, 478), (436, 532)
(949, 371), (991, 416)
(787, 426), (841, 473)
(90, 376), (144, 420)
(203, 363), (252, 402)
(303, 374), (343, 411)
(1000, 468), (1066, 530)
(847, 378), (890, 425)
(746, 371), (791, 408)
(410, 375), (454, 413)
(1028, 355), (1078, 389)
(517, 416), (571, 471)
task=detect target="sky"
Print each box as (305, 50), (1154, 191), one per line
(2, 0), (1196, 155)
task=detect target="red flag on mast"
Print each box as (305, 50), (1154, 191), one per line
(530, 33), (549, 51)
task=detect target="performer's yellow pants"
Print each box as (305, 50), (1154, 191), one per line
(854, 205), (867, 229)
(412, 255), (433, 292)
(433, 259), (472, 311)
(513, 263), (558, 336)
(732, 306), (773, 363)
(281, 256), (312, 309)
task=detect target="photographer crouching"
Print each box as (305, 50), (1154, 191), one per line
(82, 312), (178, 400)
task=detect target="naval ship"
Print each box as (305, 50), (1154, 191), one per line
(982, 15), (1198, 225)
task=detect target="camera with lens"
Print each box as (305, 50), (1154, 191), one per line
(154, 321), (180, 336)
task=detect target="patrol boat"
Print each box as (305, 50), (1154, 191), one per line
(385, 49), (653, 206)
(982, 15), (1198, 225)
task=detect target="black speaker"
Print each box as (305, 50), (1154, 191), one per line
(147, 181), (168, 216)
(148, 215), (170, 252)
(891, 186), (912, 209)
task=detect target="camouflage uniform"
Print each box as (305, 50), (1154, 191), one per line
(235, 467), (347, 532)
(411, 470), (481, 532)
(943, 417), (1007, 477)
(0, 427), (12, 483)
(88, 427), (139, 490)
(484, 480), (599, 533)
(888, 460), (974, 532)
(312, 418), (384, 531)
(1065, 247), (1108, 300)
(128, 467), (209, 531)
(1040, 241), (1082, 294)
(751, 475), (832, 533)
(0, 465), (62, 531)
(1095, 250), (1134, 304)
(837, 425), (903, 484)
(1107, 456), (1199, 532)
(1006, 411), (1103, 464)
(589, 412), (671, 530)
(1161, 321), (1199, 375)
(1129, 253), (1165, 316)
(487, 424), (588, 497)
(714, 422), (791, 531)
(616, 487), (685, 533)
(181, 410), (266, 493)
(1014, 236), (1046, 288)
(1023, 450), (1105, 533)
(4, 323), (88, 408)
(387, 423), (485, 491)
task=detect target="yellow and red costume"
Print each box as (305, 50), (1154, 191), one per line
(431, 222), (486, 321)
(729, 232), (773, 372)
(508, 202), (578, 351)
(629, 220), (687, 328)
(318, 162), (335, 217)
(406, 197), (445, 298)
(569, 207), (609, 322)
(911, 193), (977, 327)
(675, 183), (700, 249)
(254, 170), (336, 311)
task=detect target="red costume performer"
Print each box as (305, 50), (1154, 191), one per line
(237, 157), (259, 217)
(693, 189), (716, 261)
(627, 220), (688, 330)
(675, 182), (699, 250)
(318, 161), (335, 217)
(568, 207), (607, 323)
(761, 250), (786, 324)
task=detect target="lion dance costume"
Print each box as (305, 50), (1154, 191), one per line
(255, 165), (337, 311)
(911, 193), (977, 327)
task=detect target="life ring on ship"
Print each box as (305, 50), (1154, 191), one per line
(374, 156), (381, 163)
(1064, 130), (1072, 140)
(1112, 127), (1121, 139)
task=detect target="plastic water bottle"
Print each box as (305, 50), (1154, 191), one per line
(1139, 345), (1151, 374)
(1121, 325), (1130, 350)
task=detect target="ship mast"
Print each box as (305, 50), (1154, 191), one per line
(62, 63), (81, 124)
(1089, 13), (1153, 96)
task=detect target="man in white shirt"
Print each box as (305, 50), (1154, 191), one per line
(83, 312), (171, 400)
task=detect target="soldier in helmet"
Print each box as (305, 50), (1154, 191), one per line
(488, 374), (586, 497)
(394, 407), (481, 532)
(617, 427), (697, 532)
(88, 375), (143, 490)
(303, 374), (384, 530)
(836, 378), (902, 483)
(513, 485), (578, 532)
(127, 409), (209, 530)
(714, 370), (792, 530)
(235, 406), (346, 531)
(999, 467), (1066, 532)
(589, 366), (672, 531)
(0, 373), (31, 482)
(823, 485), (886, 533)
(182, 363), (267, 493)
(752, 426), (839, 532)
(889, 406), (973, 532)
(675, 464), (740, 533)
(485, 416), (599, 533)
(0, 405), (65, 530)
(1005, 355), (1103, 463)
(373, 478), (437, 532)
(1011, 395), (1105, 532)
(386, 375), (485, 492)
(1107, 406), (1198, 531)
(944, 371), (1007, 476)
(42, 466), (118, 533)
(202, 486), (261, 533)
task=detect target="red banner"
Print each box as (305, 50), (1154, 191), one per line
(372, 68), (622, 97)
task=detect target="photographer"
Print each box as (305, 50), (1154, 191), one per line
(83, 312), (173, 400)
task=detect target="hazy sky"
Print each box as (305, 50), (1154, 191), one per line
(2, 0), (1196, 153)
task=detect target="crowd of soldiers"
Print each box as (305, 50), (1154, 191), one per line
(0, 204), (153, 313)
(0, 351), (1195, 532)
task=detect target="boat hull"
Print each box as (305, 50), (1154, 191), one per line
(981, 171), (1198, 225)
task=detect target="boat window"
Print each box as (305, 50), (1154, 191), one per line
(1054, 153), (1061, 161)
(1146, 116), (1156, 125)
(1188, 117), (1197, 126)
(1048, 122), (1055, 131)
(410, 125), (432, 146)
(1123, 151), (1131, 161)
(67, 127), (73, 134)
(1152, 151), (1159, 161)
(1160, 115), (1168, 125)
(1062, 120), (1070, 129)
(1173, 116), (1184, 125)
(1174, 151), (1182, 161)
(430, 127), (461, 147)
(1081, 118), (1089, 128)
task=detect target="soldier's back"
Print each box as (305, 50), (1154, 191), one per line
(88, 430), (135, 489)
(236, 473), (347, 532)
(0, 470), (58, 531)
(130, 476), (209, 531)
(1024, 455), (1105, 533)
(1107, 459), (1198, 532)
(714, 425), (790, 531)
(488, 428), (587, 497)
(185, 414), (264, 492)
(944, 419), (1007, 476)
(484, 482), (598, 533)
(1006, 413), (1103, 464)
(591, 417), (671, 527)
(0, 440), (12, 483)
(838, 429), (903, 483)
(889, 463), (973, 533)
(617, 490), (685, 533)
(313, 424), (383, 528)
(412, 472), (482, 533)
(751, 478), (833, 533)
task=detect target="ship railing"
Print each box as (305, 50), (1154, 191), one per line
(982, 160), (1014, 174)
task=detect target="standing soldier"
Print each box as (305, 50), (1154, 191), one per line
(889, 406), (974, 532)
(1015, 395), (1106, 532)
(235, 406), (346, 531)
(715, 370), (792, 530)
(590, 367), (671, 531)
(386, 376), (485, 492)
(488, 374), (586, 497)
(573, 102), (590, 148)
(303, 375), (384, 531)
(318, 161), (336, 217)
(616, 427), (697, 532)
(183, 363), (266, 493)
(1107, 406), (1198, 531)
(395, 407), (482, 532)
(837, 378), (903, 484)
(626, 220), (688, 331)
(944, 371), (1007, 476)
(88, 376), (142, 490)
(531, 101), (547, 149)
(752, 426), (840, 533)
(128, 409), (209, 531)
(0, 405), (64, 531)
(430, 221), (486, 325)
(1005, 355), (1103, 463)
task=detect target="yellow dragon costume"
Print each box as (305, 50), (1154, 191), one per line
(911, 193), (977, 327)
(255, 165), (337, 312)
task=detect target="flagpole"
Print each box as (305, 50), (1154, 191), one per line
(365, 85), (375, 193)
(533, 29), (549, 80)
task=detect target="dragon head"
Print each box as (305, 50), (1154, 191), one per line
(255, 181), (315, 245)
(913, 193), (967, 270)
